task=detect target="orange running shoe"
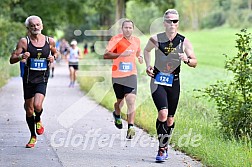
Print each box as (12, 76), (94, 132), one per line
(26, 136), (37, 148)
(36, 121), (44, 135)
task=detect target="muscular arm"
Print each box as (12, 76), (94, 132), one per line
(104, 37), (119, 59)
(183, 38), (197, 68)
(49, 37), (57, 62)
(136, 48), (143, 64)
(104, 50), (120, 59)
(104, 49), (133, 59)
(144, 35), (157, 77)
(10, 38), (27, 64)
(144, 36), (157, 68)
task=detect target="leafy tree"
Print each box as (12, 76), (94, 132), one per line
(200, 29), (252, 139)
(200, 10), (226, 28)
(138, 0), (175, 13)
(116, 0), (129, 21)
(2, 0), (88, 35)
(126, 1), (161, 34)
(0, 19), (26, 58)
(176, 0), (218, 30)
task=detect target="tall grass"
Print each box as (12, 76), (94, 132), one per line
(0, 57), (19, 88)
(77, 27), (252, 167)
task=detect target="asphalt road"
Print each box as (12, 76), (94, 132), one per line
(0, 62), (203, 167)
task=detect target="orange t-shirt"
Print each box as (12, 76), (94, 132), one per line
(106, 34), (141, 78)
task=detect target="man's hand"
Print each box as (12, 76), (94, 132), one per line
(21, 52), (30, 60)
(48, 55), (55, 63)
(178, 53), (188, 62)
(138, 56), (143, 64)
(146, 65), (154, 78)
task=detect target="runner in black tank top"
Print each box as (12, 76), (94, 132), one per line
(144, 9), (197, 162)
(9, 15), (57, 148)
(23, 36), (51, 84)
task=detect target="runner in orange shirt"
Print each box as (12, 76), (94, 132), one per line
(104, 19), (143, 139)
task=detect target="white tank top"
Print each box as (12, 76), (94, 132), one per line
(68, 48), (79, 63)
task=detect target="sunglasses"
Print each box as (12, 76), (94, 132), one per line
(164, 19), (179, 24)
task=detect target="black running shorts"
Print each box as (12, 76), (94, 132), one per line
(23, 82), (47, 99)
(69, 62), (79, 70)
(150, 76), (180, 117)
(112, 75), (137, 99)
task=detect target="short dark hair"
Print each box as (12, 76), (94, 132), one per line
(122, 19), (134, 28)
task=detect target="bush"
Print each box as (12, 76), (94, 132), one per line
(228, 9), (252, 28)
(200, 29), (252, 139)
(200, 10), (226, 29)
(0, 19), (25, 86)
(0, 19), (26, 58)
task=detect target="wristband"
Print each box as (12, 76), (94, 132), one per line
(184, 58), (190, 64)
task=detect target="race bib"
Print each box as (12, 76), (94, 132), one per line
(30, 58), (47, 71)
(119, 62), (133, 72)
(154, 72), (174, 86)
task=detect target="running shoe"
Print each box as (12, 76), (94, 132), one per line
(113, 111), (122, 129)
(156, 148), (167, 162)
(36, 121), (44, 135)
(126, 127), (135, 139)
(26, 136), (37, 148)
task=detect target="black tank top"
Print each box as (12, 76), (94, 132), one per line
(23, 36), (51, 83)
(154, 32), (185, 75)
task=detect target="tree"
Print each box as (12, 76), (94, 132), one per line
(2, 0), (88, 35)
(176, 0), (217, 30)
(116, 0), (127, 21)
(126, 1), (161, 34)
(137, 0), (175, 13)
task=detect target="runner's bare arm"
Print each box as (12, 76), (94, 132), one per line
(10, 38), (29, 64)
(104, 49), (120, 59)
(183, 38), (197, 68)
(48, 37), (57, 63)
(136, 49), (143, 64)
(144, 35), (157, 77)
(104, 49), (133, 59)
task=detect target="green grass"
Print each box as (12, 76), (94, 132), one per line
(77, 27), (252, 167)
(0, 57), (19, 88)
(183, 28), (239, 68)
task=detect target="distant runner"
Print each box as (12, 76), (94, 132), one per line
(67, 40), (81, 88)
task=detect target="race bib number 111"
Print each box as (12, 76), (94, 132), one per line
(30, 58), (47, 71)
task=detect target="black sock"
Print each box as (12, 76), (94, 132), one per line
(26, 115), (36, 136)
(156, 119), (169, 148)
(34, 109), (43, 122)
(128, 124), (133, 129)
(166, 122), (175, 147)
(113, 111), (120, 119)
(167, 123), (175, 136)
